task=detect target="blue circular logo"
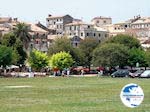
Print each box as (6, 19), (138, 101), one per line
(120, 83), (144, 108)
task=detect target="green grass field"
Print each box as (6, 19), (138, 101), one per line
(0, 77), (149, 112)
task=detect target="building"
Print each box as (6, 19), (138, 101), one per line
(27, 23), (49, 53)
(65, 21), (108, 47)
(125, 16), (150, 43)
(46, 14), (73, 36)
(0, 17), (19, 35)
(91, 16), (112, 27)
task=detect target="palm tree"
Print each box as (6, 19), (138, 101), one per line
(13, 23), (30, 50)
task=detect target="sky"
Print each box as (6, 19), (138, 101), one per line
(0, 0), (150, 25)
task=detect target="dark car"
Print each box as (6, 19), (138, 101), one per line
(111, 69), (131, 78)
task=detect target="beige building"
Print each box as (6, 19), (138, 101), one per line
(65, 21), (108, 46)
(46, 14), (73, 35)
(27, 23), (49, 53)
(91, 16), (112, 27)
(125, 17), (150, 44)
(0, 17), (19, 35)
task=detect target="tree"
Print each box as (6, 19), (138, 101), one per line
(78, 38), (99, 69)
(0, 45), (15, 68)
(13, 23), (30, 49)
(28, 49), (49, 71)
(92, 43), (129, 68)
(48, 37), (83, 66)
(49, 51), (74, 71)
(145, 51), (150, 67)
(128, 48), (147, 67)
(1, 33), (27, 65)
(106, 34), (141, 49)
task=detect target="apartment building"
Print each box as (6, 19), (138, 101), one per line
(65, 21), (108, 47)
(27, 23), (49, 53)
(46, 14), (73, 35)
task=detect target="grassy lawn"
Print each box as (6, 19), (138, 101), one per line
(0, 77), (149, 112)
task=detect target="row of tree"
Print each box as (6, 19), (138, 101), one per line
(1, 22), (150, 72)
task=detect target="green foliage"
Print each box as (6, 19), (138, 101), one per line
(92, 43), (129, 67)
(1, 32), (16, 47)
(145, 51), (150, 67)
(28, 49), (49, 71)
(128, 48), (147, 67)
(13, 23), (30, 49)
(48, 37), (83, 66)
(1, 33), (27, 65)
(78, 38), (99, 68)
(0, 45), (14, 67)
(49, 51), (74, 70)
(106, 34), (141, 49)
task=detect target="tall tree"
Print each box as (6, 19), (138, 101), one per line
(49, 51), (74, 71)
(0, 45), (15, 68)
(106, 34), (141, 49)
(1, 33), (27, 65)
(13, 23), (30, 49)
(92, 43), (129, 68)
(48, 37), (83, 66)
(28, 49), (49, 71)
(128, 48), (147, 67)
(78, 38), (99, 69)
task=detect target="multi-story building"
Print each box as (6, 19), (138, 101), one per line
(27, 23), (49, 53)
(125, 16), (150, 43)
(46, 14), (73, 35)
(91, 16), (112, 27)
(65, 21), (108, 47)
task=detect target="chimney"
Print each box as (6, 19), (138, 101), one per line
(13, 18), (18, 22)
(48, 14), (52, 17)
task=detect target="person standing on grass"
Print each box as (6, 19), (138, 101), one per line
(81, 69), (84, 76)
(67, 68), (70, 77)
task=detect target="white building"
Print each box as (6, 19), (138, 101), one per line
(65, 21), (108, 46)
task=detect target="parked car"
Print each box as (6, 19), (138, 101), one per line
(129, 70), (144, 78)
(111, 69), (131, 78)
(139, 70), (150, 78)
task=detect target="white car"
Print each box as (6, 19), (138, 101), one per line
(140, 70), (150, 78)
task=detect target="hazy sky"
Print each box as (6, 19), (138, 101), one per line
(0, 0), (149, 25)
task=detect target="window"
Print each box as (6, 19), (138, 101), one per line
(70, 26), (72, 30)
(87, 33), (89, 36)
(57, 19), (59, 22)
(75, 43), (78, 47)
(47, 20), (49, 22)
(81, 33), (83, 36)
(88, 25), (90, 28)
(60, 25), (62, 29)
(70, 33), (72, 36)
(54, 22), (56, 25)
(36, 41), (39, 44)
(57, 25), (59, 29)
(99, 34), (101, 37)
(96, 20), (99, 23)
(94, 33), (96, 37)
(103, 20), (106, 23)
(74, 26), (76, 30)
(74, 33), (76, 35)
(105, 34), (108, 37)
